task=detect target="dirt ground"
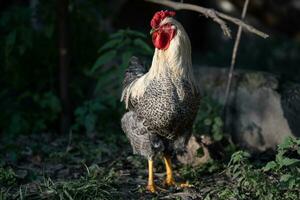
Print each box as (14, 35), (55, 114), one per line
(0, 132), (232, 199)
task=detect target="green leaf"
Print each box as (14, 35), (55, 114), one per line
(263, 161), (277, 171)
(90, 50), (117, 73)
(280, 174), (292, 182)
(204, 118), (212, 126)
(213, 117), (223, 126)
(213, 131), (223, 141)
(278, 137), (294, 149)
(229, 151), (250, 166)
(288, 178), (296, 189)
(97, 39), (121, 53)
(281, 158), (300, 167)
(120, 51), (133, 71)
(110, 30), (125, 39)
(276, 152), (284, 165)
(133, 38), (153, 55)
(117, 38), (132, 49)
(127, 29), (147, 38)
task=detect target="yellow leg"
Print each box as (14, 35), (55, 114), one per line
(146, 159), (156, 193)
(163, 155), (192, 188)
(163, 155), (175, 186)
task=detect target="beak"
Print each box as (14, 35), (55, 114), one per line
(150, 28), (155, 35)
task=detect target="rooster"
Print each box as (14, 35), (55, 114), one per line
(121, 11), (200, 192)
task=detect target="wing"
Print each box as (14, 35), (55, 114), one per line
(122, 56), (147, 90)
(281, 83), (300, 137)
(121, 56), (147, 109)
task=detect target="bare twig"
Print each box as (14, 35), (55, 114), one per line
(223, 0), (250, 115)
(145, 0), (268, 39)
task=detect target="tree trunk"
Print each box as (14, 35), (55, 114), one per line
(57, 0), (71, 134)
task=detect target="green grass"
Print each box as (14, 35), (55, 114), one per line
(1, 168), (119, 200)
(31, 167), (118, 200)
(178, 137), (300, 200)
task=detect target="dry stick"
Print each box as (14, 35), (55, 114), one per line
(223, 0), (250, 117)
(145, 0), (268, 39)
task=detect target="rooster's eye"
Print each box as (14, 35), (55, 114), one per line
(161, 23), (176, 32)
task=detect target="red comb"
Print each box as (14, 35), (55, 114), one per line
(150, 10), (176, 29)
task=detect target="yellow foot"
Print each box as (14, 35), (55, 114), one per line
(163, 178), (175, 187)
(146, 184), (168, 193)
(179, 181), (193, 188)
(163, 180), (193, 189)
(146, 184), (156, 193)
(162, 155), (193, 190)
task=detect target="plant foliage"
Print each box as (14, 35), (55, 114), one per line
(73, 29), (153, 135)
(193, 96), (224, 141)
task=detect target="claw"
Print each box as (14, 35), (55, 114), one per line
(179, 181), (193, 188)
(146, 184), (156, 193)
(163, 180), (193, 189)
(146, 184), (169, 193)
(163, 178), (176, 187)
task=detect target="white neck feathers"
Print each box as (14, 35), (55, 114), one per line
(148, 18), (193, 80)
(121, 18), (197, 108)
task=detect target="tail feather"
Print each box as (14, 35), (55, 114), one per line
(123, 56), (147, 90)
(121, 56), (147, 108)
(121, 111), (160, 158)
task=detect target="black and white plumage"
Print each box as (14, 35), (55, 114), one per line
(121, 57), (199, 159)
(121, 57), (164, 157)
(120, 11), (200, 192)
(121, 14), (200, 160)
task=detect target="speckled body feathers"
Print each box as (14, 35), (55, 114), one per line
(121, 57), (200, 159)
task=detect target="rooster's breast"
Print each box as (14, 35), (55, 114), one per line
(135, 76), (199, 139)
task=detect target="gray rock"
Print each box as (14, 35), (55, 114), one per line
(177, 135), (211, 166)
(193, 66), (299, 152)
